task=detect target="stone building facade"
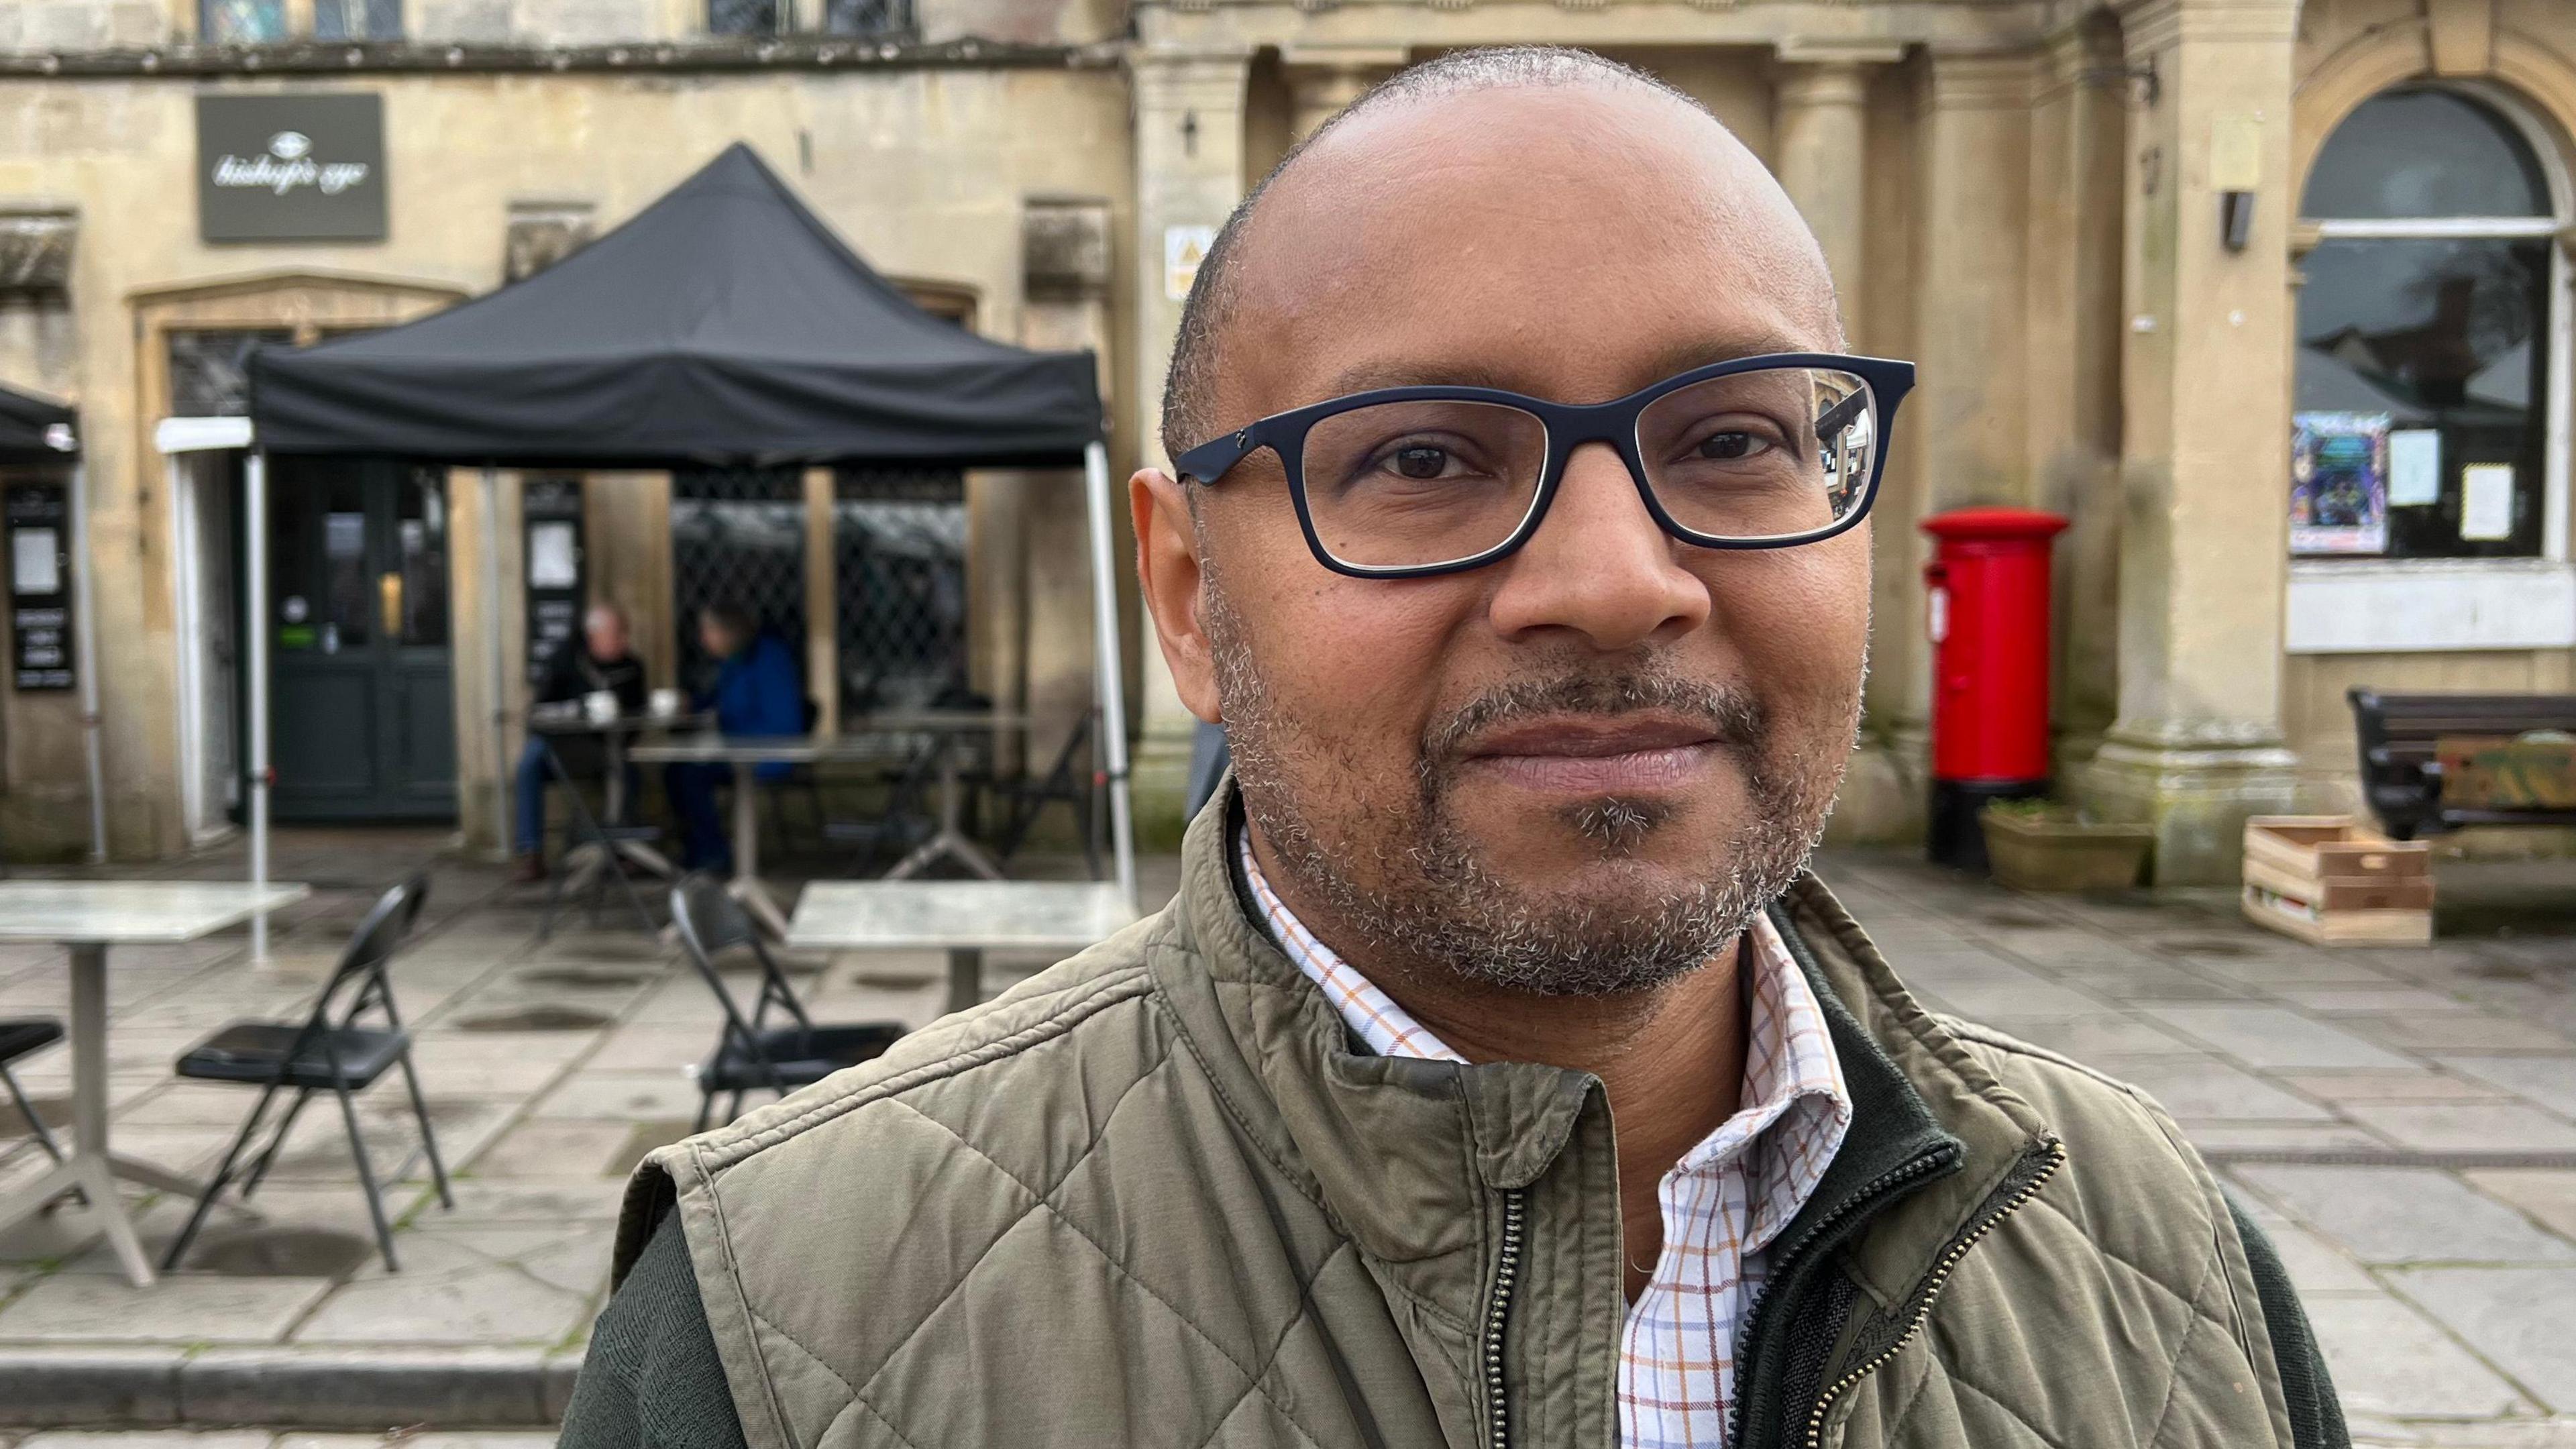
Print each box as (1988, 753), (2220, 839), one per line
(0, 0), (2563, 882)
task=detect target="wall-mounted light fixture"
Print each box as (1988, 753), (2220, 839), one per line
(2212, 111), (2262, 254)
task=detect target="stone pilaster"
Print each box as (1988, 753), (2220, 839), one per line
(1131, 50), (1250, 844)
(1770, 52), (1886, 334)
(2076, 0), (2301, 883)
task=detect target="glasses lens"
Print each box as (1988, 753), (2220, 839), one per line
(1635, 367), (1878, 541)
(1298, 400), (1548, 570)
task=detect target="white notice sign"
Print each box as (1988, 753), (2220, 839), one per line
(527, 520), (580, 589)
(2388, 429), (2440, 506)
(11, 528), (56, 596)
(1164, 225), (1214, 302)
(2460, 463), (2516, 541)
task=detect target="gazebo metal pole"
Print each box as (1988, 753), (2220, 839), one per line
(68, 461), (105, 863)
(484, 465), (508, 862)
(1081, 441), (1136, 906)
(246, 451), (272, 961)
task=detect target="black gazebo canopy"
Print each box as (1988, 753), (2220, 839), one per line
(0, 382), (76, 463)
(248, 143), (1102, 468)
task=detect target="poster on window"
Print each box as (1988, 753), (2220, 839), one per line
(2290, 412), (2390, 555)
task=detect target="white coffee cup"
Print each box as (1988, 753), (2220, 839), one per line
(584, 689), (619, 725)
(649, 687), (683, 720)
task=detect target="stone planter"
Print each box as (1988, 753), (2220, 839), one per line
(1980, 806), (2154, 893)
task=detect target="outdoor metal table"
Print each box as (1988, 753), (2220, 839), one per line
(787, 879), (1136, 1015)
(843, 709), (1030, 881)
(0, 879), (310, 1287)
(527, 708), (710, 902)
(628, 732), (897, 936)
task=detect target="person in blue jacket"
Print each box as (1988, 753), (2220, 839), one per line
(666, 602), (806, 873)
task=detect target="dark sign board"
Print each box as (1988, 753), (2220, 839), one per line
(197, 93), (388, 244)
(6, 484), (72, 691)
(525, 478), (586, 688)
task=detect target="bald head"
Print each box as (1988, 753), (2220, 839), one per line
(1159, 46), (1841, 462)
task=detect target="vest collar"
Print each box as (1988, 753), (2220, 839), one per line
(1146, 780), (2055, 1325)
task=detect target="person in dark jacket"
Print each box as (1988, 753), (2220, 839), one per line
(665, 602), (806, 873)
(509, 602), (649, 884)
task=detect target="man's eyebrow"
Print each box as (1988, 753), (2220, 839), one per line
(1309, 334), (1829, 406)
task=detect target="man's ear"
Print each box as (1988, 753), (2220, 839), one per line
(1131, 468), (1224, 725)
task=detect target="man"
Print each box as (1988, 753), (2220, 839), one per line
(563, 50), (2345, 1449)
(663, 602), (806, 873)
(509, 602), (649, 884)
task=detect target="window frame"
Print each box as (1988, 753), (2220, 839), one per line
(2287, 80), (2576, 654)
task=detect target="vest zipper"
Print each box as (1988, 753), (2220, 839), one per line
(1725, 1141), (1962, 1449)
(1798, 1140), (2066, 1449)
(1481, 1187), (1527, 1449)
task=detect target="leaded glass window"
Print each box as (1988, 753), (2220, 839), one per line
(168, 329), (294, 417)
(673, 468), (807, 698)
(835, 468), (966, 716)
(201, 0), (286, 43)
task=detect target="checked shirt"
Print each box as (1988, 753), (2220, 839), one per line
(1238, 830), (1852, 1449)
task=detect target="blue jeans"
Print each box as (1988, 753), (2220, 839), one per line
(664, 762), (732, 874)
(513, 739), (552, 855)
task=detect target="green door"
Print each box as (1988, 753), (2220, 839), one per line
(268, 460), (458, 822)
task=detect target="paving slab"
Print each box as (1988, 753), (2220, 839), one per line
(2439, 1058), (2576, 1120)
(2387, 1266), (2576, 1411)
(13, 1423), (274, 1433)
(2143, 1006), (2420, 1071)
(460, 1120), (635, 1180)
(2353, 1015), (2576, 1055)
(0, 1274), (333, 1344)
(2336, 1102), (2576, 1153)
(292, 1267), (590, 1346)
(2274, 986), (2481, 1014)
(1963, 1014), (2207, 1059)
(2465, 1171), (2576, 1240)
(2231, 1166), (2576, 1265)
(2087, 1055), (2339, 1121)
(2280, 1069), (2512, 1104)
(2303, 1293), (2533, 1419)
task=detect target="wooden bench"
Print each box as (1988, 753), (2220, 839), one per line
(2347, 688), (2576, 841)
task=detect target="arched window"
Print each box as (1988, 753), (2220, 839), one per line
(2294, 88), (2567, 561)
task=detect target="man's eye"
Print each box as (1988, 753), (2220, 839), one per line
(1391, 445), (1450, 479)
(1697, 431), (1765, 461)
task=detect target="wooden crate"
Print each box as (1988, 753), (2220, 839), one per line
(2240, 816), (2433, 947)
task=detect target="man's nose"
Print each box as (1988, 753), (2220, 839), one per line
(1486, 441), (1712, 649)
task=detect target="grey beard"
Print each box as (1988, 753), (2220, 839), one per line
(1207, 580), (1836, 1000)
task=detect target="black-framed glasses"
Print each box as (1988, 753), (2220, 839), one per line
(1174, 352), (1917, 579)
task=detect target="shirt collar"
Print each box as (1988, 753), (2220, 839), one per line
(1236, 822), (1851, 1249)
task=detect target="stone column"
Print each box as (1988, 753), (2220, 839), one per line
(2028, 22), (2130, 770)
(1837, 51), (2036, 845)
(1770, 53), (1883, 335)
(1131, 50), (1251, 844)
(1285, 48), (1406, 142)
(1018, 197), (1118, 787)
(2076, 0), (2300, 883)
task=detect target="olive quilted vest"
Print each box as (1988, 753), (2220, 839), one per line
(616, 794), (2298, 1449)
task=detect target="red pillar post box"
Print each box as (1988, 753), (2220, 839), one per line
(1920, 507), (2070, 869)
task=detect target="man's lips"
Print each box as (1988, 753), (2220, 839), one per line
(1454, 714), (1724, 794)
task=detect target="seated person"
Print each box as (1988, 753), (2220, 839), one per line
(665, 603), (805, 873)
(511, 602), (649, 885)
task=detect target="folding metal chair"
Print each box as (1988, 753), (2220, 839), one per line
(0, 1017), (65, 1166)
(978, 714), (1100, 877)
(161, 873), (453, 1272)
(670, 874), (905, 1131)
